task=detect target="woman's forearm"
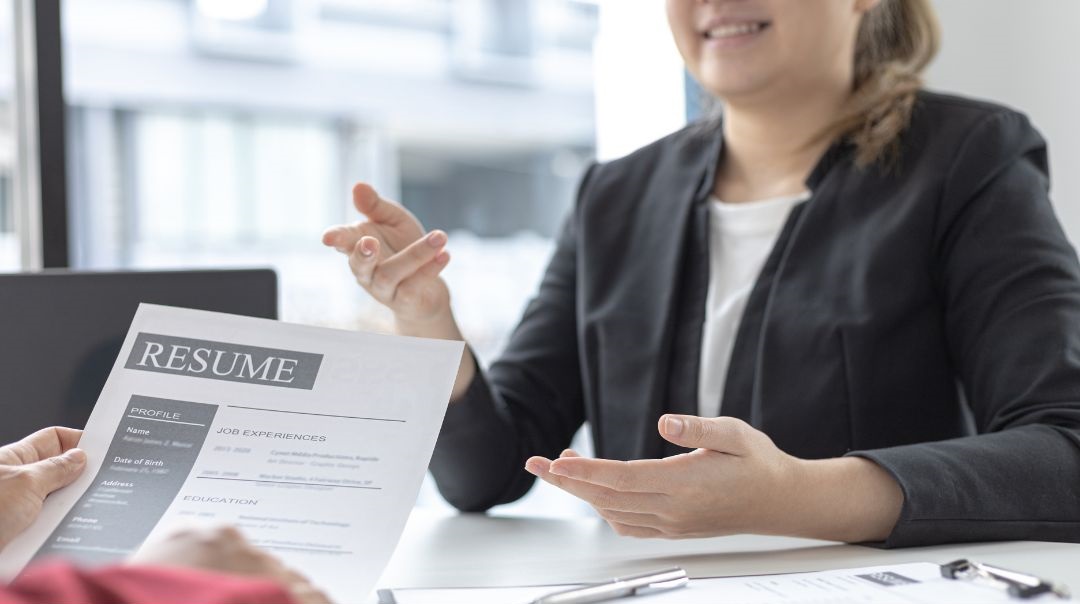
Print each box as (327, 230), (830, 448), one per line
(395, 308), (476, 401)
(784, 456), (904, 543)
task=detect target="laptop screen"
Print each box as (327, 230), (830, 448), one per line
(0, 269), (277, 445)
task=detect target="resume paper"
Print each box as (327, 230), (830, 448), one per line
(0, 304), (463, 602)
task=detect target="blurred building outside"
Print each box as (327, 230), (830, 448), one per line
(63, 0), (598, 356)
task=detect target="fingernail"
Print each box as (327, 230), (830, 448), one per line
(360, 242), (374, 257)
(525, 459), (546, 475)
(427, 231), (447, 247)
(65, 449), (87, 463)
(548, 463), (569, 478)
(663, 416), (684, 437)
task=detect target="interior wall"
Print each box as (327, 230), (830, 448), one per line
(925, 0), (1080, 244)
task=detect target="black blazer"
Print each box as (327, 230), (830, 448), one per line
(430, 91), (1080, 547)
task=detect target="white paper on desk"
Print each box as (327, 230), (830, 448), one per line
(382, 562), (1065, 604)
(0, 304), (463, 603)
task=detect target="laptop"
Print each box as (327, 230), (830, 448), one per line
(0, 269), (278, 445)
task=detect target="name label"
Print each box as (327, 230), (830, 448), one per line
(125, 333), (322, 390)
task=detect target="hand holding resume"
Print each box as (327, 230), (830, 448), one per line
(0, 304), (464, 603)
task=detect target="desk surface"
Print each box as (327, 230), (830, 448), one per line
(377, 510), (1080, 592)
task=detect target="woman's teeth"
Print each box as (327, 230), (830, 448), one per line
(705, 22), (767, 39)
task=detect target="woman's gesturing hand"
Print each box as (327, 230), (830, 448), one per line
(323, 182), (476, 399)
(322, 183), (451, 326)
(525, 415), (903, 543)
(525, 417), (799, 539)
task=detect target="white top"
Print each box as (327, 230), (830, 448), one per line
(698, 192), (809, 418)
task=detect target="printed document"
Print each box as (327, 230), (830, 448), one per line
(0, 304), (463, 602)
(380, 562), (1061, 603)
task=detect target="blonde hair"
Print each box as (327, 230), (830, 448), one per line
(833, 0), (941, 167)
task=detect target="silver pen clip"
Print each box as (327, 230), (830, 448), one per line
(941, 559), (1070, 600)
(530, 567), (689, 604)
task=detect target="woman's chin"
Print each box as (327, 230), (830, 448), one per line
(692, 57), (777, 99)
(695, 75), (771, 104)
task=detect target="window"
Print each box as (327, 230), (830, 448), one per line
(0, 0), (17, 270)
(64, 0), (595, 337)
(64, 0), (599, 515)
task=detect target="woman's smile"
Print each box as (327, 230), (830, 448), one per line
(701, 19), (773, 50)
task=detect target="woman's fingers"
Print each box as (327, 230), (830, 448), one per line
(352, 183), (410, 227)
(349, 231), (450, 309)
(323, 191), (419, 253)
(323, 221), (384, 254)
(525, 456), (663, 514)
(597, 509), (666, 531)
(607, 522), (665, 539)
(348, 237), (381, 289)
(332, 182), (452, 318)
(417, 249), (451, 278)
(369, 231), (447, 301)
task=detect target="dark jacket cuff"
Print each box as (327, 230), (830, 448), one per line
(846, 425), (1080, 548)
(428, 351), (528, 512)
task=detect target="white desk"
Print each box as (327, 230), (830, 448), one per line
(377, 510), (1080, 594)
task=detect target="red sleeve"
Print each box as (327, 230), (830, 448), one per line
(2, 562), (296, 604)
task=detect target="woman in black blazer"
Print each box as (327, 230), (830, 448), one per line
(323, 0), (1080, 547)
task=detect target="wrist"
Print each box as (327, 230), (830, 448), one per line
(784, 456), (903, 543)
(393, 308), (476, 401)
(394, 306), (460, 340)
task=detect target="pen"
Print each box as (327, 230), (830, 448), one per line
(529, 567), (689, 604)
(941, 559), (1070, 599)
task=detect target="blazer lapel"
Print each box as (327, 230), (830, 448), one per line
(719, 142), (852, 426)
(588, 127), (723, 460)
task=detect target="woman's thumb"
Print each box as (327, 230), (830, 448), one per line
(658, 415), (754, 455)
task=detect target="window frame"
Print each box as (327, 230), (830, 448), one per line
(11, 0), (68, 270)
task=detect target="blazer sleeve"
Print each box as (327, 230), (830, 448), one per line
(428, 164), (597, 512)
(848, 110), (1080, 547)
(2, 562), (295, 604)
